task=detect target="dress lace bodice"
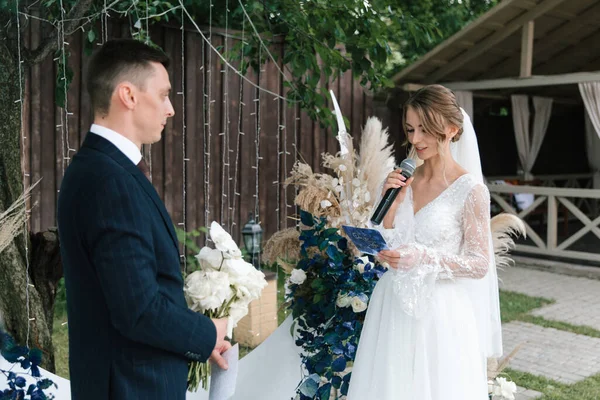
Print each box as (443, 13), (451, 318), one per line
(373, 173), (493, 316)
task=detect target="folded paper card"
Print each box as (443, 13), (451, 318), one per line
(342, 225), (389, 255)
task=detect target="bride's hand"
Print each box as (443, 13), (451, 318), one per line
(378, 246), (422, 270)
(382, 168), (415, 207)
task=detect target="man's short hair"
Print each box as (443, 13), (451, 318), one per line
(86, 39), (170, 116)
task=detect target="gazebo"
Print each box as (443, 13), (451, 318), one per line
(390, 0), (600, 263)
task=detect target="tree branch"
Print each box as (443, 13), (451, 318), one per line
(25, 0), (95, 65)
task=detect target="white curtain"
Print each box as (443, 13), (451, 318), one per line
(455, 90), (474, 123)
(579, 82), (600, 188)
(511, 95), (553, 180)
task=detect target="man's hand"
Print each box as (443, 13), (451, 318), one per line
(209, 339), (232, 370)
(210, 318), (232, 370)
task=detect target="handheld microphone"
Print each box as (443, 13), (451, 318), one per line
(370, 158), (417, 225)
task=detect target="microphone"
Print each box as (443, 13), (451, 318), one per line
(370, 158), (417, 225)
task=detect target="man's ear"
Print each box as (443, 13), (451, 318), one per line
(115, 82), (137, 110)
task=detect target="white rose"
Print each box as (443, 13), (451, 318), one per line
(354, 256), (370, 273)
(195, 247), (223, 271)
(210, 221), (242, 258)
(320, 200), (332, 209)
(221, 257), (254, 280)
(184, 270), (233, 313)
(352, 178), (361, 187)
(351, 296), (368, 313)
(232, 268), (267, 301)
(228, 302), (249, 325)
(289, 269), (307, 285)
(495, 377), (517, 400)
(336, 293), (352, 308)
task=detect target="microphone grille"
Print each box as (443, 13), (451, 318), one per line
(399, 158), (417, 177)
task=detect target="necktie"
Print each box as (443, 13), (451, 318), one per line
(137, 158), (151, 180)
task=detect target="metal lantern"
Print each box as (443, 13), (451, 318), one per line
(241, 212), (263, 267)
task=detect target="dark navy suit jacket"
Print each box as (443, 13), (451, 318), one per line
(57, 132), (216, 399)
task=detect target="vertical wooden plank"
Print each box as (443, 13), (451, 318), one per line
(282, 43), (297, 229)
(150, 25), (166, 200)
(195, 32), (207, 238)
(312, 57), (325, 172)
(184, 30), (199, 238)
(239, 66), (258, 244)
(39, 52), (56, 231)
(364, 93), (374, 124)
(79, 24), (95, 150)
(339, 69), (354, 139)
(22, 10), (31, 229)
(259, 55), (281, 238)
(299, 106), (314, 171)
(66, 31), (82, 159)
(208, 35), (223, 226)
(29, 11), (42, 233)
(164, 26), (184, 235)
(225, 36), (242, 239)
(351, 80), (365, 144)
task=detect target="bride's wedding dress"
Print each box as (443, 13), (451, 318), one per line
(347, 174), (492, 400)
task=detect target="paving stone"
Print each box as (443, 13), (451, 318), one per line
(502, 321), (600, 384)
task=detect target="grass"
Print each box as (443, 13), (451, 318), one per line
(499, 290), (554, 323)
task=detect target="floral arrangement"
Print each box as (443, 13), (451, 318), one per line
(286, 210), (387, 398)
(0, 330), (56, 400)
(184, 222), (268, 391)
(265, 91), (397, 399)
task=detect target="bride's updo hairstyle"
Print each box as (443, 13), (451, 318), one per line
(402, 84), (464, 144)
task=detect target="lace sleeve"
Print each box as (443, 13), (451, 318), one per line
(404, 183), (491, 280)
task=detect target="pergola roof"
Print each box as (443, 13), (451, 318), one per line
(392, 0), (600, 101)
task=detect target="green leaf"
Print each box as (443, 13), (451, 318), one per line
(87, 29), (96, 43)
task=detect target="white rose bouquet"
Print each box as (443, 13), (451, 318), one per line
(184, 221), (268, 391)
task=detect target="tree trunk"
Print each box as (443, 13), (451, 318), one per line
(0, 36), (57, 372)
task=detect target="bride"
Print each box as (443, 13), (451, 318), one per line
(347, 85), (503, 400)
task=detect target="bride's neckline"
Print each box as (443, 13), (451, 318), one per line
(411, 173), (470, 217)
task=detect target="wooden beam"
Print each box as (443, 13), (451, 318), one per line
(391, 0), (521, 83)
(474, 2), (600, 80)
(425, 0), (569, 83)
(431, 71), (600, 91)
(520, 21), (534, 77)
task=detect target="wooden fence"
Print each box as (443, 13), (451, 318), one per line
(21, 19), (401, 246)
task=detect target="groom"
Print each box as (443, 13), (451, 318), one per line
(57, 39), (230, 399)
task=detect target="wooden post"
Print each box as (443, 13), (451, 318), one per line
(547, 195), (557, 249)
(520, 21), (534, 78)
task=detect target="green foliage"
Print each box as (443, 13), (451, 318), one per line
(175, 225), (209, 272)
(3, 0), (497, 131)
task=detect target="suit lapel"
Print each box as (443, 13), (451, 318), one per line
(82, 133), (180, 251)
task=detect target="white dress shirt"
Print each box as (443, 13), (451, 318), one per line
(89, 124), (142, 165)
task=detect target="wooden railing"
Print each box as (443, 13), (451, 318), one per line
(487, 183), (600, 262)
